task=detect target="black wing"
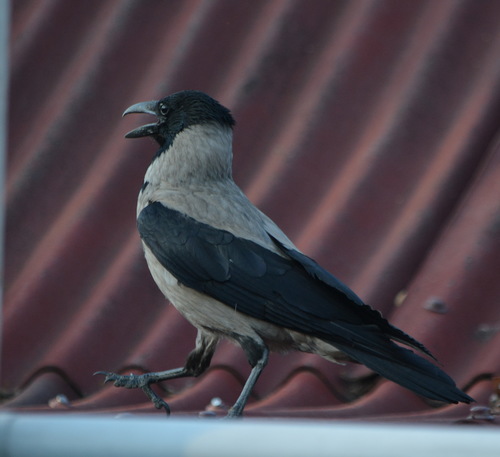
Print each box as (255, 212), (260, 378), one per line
(137, 201), (473, 404)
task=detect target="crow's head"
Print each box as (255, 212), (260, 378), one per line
(123, 90), (235, 149)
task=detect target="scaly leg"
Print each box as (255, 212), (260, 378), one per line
(227, 345), (269, 417)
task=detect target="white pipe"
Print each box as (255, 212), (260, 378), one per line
(0, 412), (497, 457)
(0, 0), (9, 363)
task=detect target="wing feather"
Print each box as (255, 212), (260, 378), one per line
(138, 202), (421, 346)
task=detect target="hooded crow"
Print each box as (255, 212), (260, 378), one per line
(96, 90), (473, 416)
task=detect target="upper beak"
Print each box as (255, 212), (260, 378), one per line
(122, 100), (159, 138)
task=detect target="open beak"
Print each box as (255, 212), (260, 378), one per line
(122, 100), (159, 138)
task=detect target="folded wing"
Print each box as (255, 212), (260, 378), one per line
(138, 201), (473, 404)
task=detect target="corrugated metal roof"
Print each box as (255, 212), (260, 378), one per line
(3, 0), (500, 423)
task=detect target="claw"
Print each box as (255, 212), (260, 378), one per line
(94, 371), (118, 385)
(157, 401), (171, 416)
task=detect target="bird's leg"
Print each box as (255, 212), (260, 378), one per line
(95, 331), (218, 415)
(226, 343), (269, 418)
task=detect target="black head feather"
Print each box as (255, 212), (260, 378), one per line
(123, 90), (235, 149)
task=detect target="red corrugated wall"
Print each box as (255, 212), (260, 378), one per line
(3, 0), (500, 423)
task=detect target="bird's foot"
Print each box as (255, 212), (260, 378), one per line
(225, 404), (244, 418)
(94, 371), (171, 415)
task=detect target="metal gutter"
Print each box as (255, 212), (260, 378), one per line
(0, 413), (497, 457)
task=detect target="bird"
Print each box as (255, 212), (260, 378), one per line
(96, 90), (473, 417)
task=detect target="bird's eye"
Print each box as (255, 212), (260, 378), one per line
(158, 102), (170, 116)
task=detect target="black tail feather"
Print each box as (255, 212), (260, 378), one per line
(334, 339), (473, 404)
